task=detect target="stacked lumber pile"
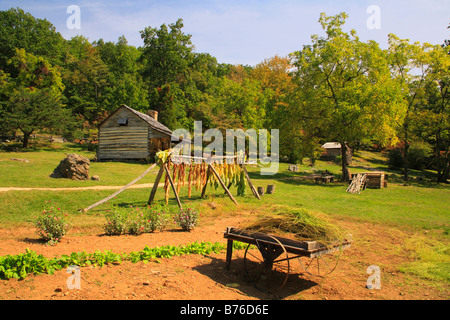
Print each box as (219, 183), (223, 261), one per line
(364, 172), (386, 188)
(346, 173), (367, 194)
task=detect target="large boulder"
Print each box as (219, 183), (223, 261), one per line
(51, 153), (90, 180)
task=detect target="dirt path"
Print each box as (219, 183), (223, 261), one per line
(0, 183), (163, 192)
(0, 211), (447, 301)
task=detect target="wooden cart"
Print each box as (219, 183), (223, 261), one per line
(224, 227), (351, 292)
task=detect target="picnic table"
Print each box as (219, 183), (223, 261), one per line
(315, 174), (334, 184)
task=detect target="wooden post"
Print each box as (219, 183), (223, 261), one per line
(164, 164), (183, 210)
(225, 239), (234, 270)
(241, 164), (261, 200)
(82, 163), (157, 212)
(257, 186), (264, 196)
(148, 164), (165, 205)
(266, 185), (275, 194)
(208, 164), (238, 206)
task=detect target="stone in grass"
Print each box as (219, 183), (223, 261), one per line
(50, 153), (90, 180)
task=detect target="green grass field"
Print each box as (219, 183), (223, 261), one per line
(0, 143), (449, 284)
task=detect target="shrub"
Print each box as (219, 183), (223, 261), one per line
(388, 141), (432, 171)
(127, 218), (146, 235)
(34, 205), (71, 245)
(388, 146), (404, 169)
(144, 205), (170, 232)
(173, 207), (199, 231)
(103, 209), (128, 236)
(408, 142), (432, 171)
(127, 209), (147, 235)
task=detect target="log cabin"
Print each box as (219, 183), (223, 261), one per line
(97, 104), (172, 161)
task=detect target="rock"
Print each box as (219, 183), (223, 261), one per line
(50, 153), (90, 180)
(91, 175), (100, 181)
(10, 158), (29, 163)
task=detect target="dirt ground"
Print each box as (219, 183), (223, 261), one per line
(0, 209), (448, 301)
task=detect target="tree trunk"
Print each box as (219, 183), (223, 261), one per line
(21, 130), (33, 148)
(341, 142), (350, 182)
(402, 121), (409, 182)
(437, 152), (449, 183)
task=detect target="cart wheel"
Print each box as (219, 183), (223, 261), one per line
(243, 235), (290, 293)
(298, 247), (341, 277)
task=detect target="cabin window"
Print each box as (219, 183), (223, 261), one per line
(118, 117), (128, 126)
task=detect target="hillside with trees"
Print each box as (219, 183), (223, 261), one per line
(0, 7), (448, 182)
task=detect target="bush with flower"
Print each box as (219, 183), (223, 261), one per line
(34, 202), (71, 245)
(103, 207), (128, 235)
(144, 204), (170, 233)
(173, 207), (200, 231)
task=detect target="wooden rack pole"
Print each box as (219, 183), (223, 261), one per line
(241, 164), (261, 200)
(82, 163), (157, 212)
(208, 164), (238, 206)
(148, 164), (165, 205)
(201, 165), (211, 198)
(164, 163), (183, 210)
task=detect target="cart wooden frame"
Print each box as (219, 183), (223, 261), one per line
(224, 227), (351, 292)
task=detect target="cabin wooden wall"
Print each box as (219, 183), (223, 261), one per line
(148, 128), (171, 157)
(98, 107), (171, 160)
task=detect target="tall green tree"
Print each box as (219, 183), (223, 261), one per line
(0, 8), (66, 74)
(63, 36), (109, 123)
(0, 49), (68, 147)
(410, 44), (450, 182)
(140, 19), (194, 88)
(387, 34), (444, 181)
(290, 13), (405, 181)
(94, 36), (149, 112)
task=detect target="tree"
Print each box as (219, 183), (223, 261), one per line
(94, 36), (149, 112)
(0, 7), (66, 73)
(0, 49), (68, 147)
(290, 13), (405, 181)
(410, 44), (450, 182)
(140, 19), (194, 88)
(387, 34), (443, 181)
(63, 36), (109, 123)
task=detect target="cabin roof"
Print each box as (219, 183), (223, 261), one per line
(101, 104), (173, 136)
(321, 142), (341, 149)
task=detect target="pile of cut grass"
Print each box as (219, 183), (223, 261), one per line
(243, 206), (349, 246)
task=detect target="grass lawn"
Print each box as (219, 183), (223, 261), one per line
(0, 143), (158, 188)
(0, 143), (449, 285)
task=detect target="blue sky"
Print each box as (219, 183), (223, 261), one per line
(1, 0), (449, 66)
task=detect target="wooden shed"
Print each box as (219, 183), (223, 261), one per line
(364, 171), (387, 189)
(97, 105), (172, 161)
(321, 142), (342, 157)
(321, 142), (352, 163)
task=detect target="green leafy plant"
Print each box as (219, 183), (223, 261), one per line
(0, 241), (248, 280)
(34, 204), (71, 245)
(173, 207), (199, 231)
